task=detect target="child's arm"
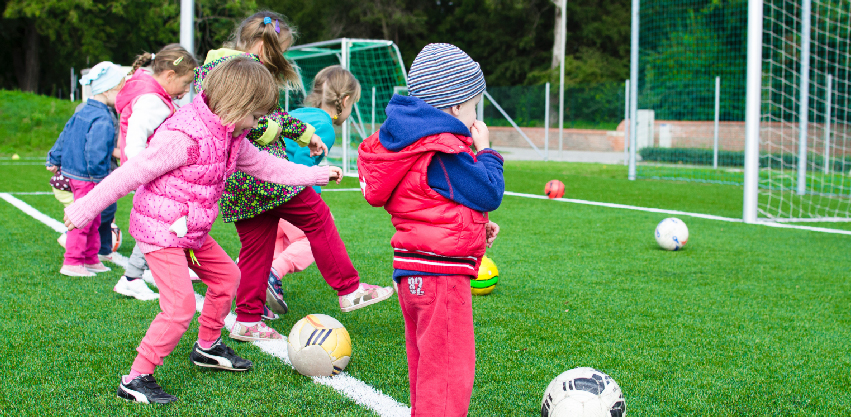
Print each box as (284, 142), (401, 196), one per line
(125, 95), (172, 160)
(252, 108), (316, 146)
(46, 121), (71, 171)
(426, 149), (505, 212)
(64, 132), (195, 230)
(235, 137), (340, 187)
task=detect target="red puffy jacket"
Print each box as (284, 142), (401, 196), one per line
(358, 131), (487, 277)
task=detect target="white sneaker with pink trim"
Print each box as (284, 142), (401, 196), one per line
(229, 321), (283, 342)
(60, 264), (95, 277)
(339, 283), (395, 312)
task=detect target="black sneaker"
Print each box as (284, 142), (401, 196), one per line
(189, 337), (253, 371)
(117, 374), (178, 404)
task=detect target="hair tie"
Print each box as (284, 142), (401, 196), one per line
(173, 56), (184, 66)
(275, 20), (280, 34)
(263, 17), (272, 25)
(151, 53), (155, 60)
(331, 114), (338, 120)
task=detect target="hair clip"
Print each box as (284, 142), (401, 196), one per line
(173, 56), (184, 66)
(263, 17), (272, 25)
(151, 53), (156, 60)
(332, 114), (339, 120)
(275, 20), (280, 34)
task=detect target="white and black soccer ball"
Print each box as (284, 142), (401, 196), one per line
(654, 217), (688, 251)
(540, 367), (626, 417)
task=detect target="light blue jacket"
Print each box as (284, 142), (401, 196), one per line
(285, 107), (336, 193)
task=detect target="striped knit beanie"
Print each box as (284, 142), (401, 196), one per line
(407, 43), (486, 109)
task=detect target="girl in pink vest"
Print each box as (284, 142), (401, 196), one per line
(112, 44), (198, 302)
(64, 57), (342, 405)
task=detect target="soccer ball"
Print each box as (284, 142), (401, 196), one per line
(654, 217), (689, 251)
(471, 255), (499, 295)
(111, 223), (122, 252)
(541, 367), (626, 417)
(545, 179), (565, 199)
(287, 314), (352, 377)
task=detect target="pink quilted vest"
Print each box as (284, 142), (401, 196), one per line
(115, 69), (176, 164)
(128, 93), (242, 250)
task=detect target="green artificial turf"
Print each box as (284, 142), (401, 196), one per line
(1, 162), (850, 416)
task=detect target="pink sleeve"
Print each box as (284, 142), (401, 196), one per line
(64, 132), (196, 229)
(235, 138), (330, 187)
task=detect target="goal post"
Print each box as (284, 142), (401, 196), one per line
(285, 38), (408, 176)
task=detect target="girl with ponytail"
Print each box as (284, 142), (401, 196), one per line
(111, 44), (197, 301)
(195, 12), (392, 343)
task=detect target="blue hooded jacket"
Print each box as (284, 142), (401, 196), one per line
(379, 95), (504, 212)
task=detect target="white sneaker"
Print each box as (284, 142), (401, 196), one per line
(98, 253), (113, 263)
(339, 283), (395, 312)
(114, 276), (159, 301)
(60, 264), (95, 277)
(85, 262), (111, 273)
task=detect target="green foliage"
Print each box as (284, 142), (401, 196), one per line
(0, 90), (78, 156)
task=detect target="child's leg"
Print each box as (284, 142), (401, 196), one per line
(97, 202), (117, 255)
(271, 188), (359, 295)
(131, 247), (198, 375)
(234, 211), (280, 323)
(271, 219), (315, 276)
(65, 180), (100, 265)
(397, 275), (475, 416)
(124, 243), (149, 278)
(186, 236), (242, 341)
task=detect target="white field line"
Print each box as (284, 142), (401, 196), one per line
(322, 188), (363, 192)
(4, 191), (54, 195)
(0, 162), (48, 166)
(0, 193), (411, 417)
(502, 191), (851, 236)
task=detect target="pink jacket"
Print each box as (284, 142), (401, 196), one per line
(128, 93), (243, 250)
(115, 69), (175, 164)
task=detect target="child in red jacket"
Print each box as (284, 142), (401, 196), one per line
(358, 43), (504, 416)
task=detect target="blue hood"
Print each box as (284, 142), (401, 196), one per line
(379, 95), (471, 152)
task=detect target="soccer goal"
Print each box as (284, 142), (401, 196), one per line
(284, 38), (408, 176)
(745, 0), (851, 223)
(627, 0), (850, 225)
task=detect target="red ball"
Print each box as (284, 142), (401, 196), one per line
(544, 180), (565, 199)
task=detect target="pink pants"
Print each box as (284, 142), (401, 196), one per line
(131, 236), (240, 375)
(234, 188), (359, 323)
(272, 219), (315, 277)
(65, 179), (100, 265)
(398, 275), (476, 417)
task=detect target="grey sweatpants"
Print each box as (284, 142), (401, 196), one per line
(124, 243), (149, 278)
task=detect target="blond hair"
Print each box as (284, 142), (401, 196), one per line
(227, 11), (301, 90)
(205, 57), (279, 124)
(303, 66), (361, 120)
(129, 43), (197, 77)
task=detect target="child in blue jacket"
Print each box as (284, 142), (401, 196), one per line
(47, 61), (125, 277)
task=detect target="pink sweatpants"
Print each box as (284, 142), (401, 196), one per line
(271, 219), (315, 277)
(398, 275), (476, 417)
(131, 235), (240, 375)
(65, 179), (100, 265)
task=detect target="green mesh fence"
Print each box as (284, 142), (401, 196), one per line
(285, 39), (407, 174)
(635, 0), (749, 183)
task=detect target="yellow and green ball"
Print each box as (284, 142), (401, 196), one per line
(471, 255), (499, 295)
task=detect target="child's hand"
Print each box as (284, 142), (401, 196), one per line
(329, 166), (343, 184)
(485, 221), (499, 248)
(64, 214), (77, 231)
(471, 120), (490, 152)
(46, 165), (59, 174)
(309, 134), (328, 157)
